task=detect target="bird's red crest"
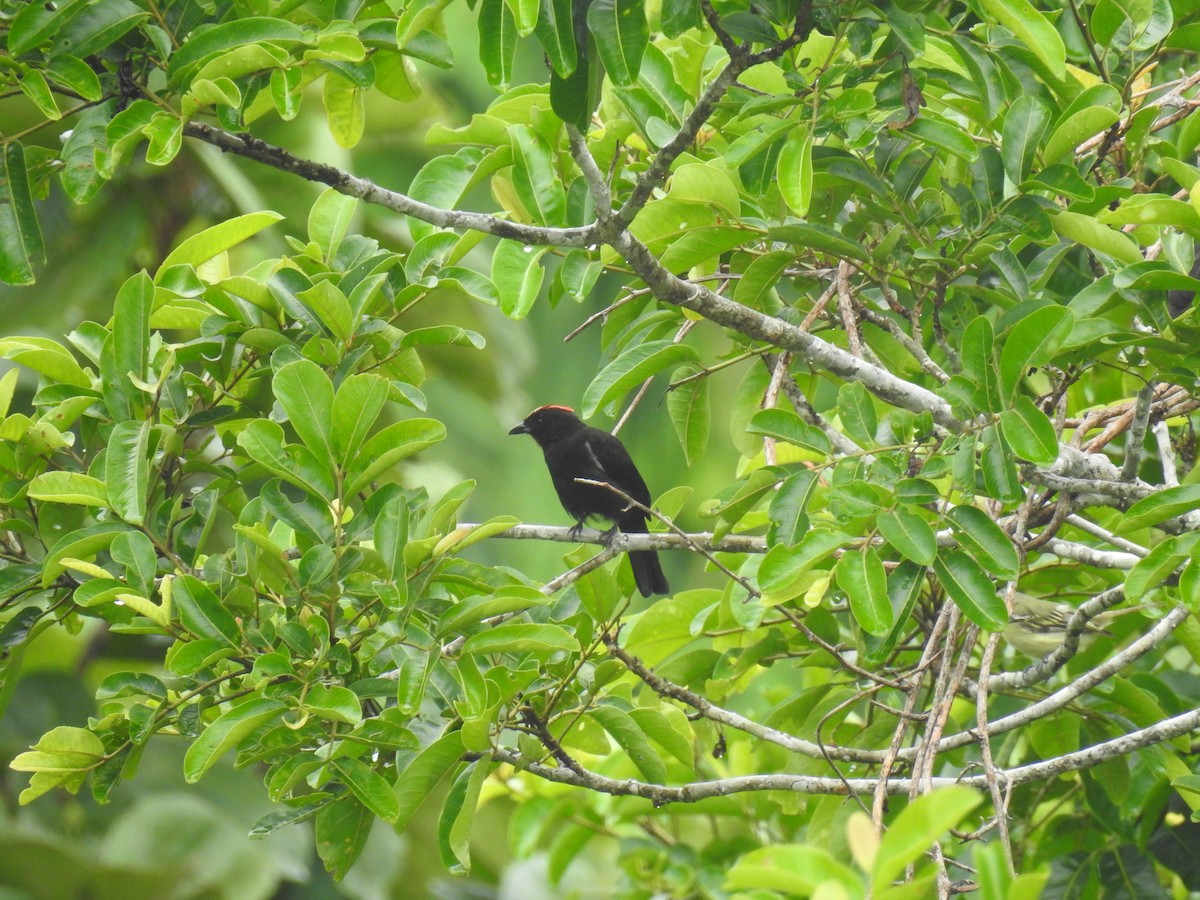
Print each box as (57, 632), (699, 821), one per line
(532, 404), (575, 413)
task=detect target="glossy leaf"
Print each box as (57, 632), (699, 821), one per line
(582, 341), (699, 419)
(933, 551), (1008, 630)
(492, 240), (547, 319)
(871, 787), (982, 894)
(1000, 396), (1059, 464)
(999, 306), (1075, 402)
(1121, 485), (1200, 533)
(0, 144), (44, 286)
(877, 506), (937, 566)
(183, 698), (287, 782)
(105, 420), (150, 525)
(946, 505), (1020, 578)
(667, 365), (710, 466)
(587, 0), (647, 86)
(836, 547), (893, 636)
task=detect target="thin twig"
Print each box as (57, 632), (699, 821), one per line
(574, 478), (760, 596)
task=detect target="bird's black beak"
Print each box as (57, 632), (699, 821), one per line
(508, 423), (529, 435)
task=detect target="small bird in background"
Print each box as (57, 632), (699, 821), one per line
(509, 405), (670, 597)
(1003, 592), (1141, 657)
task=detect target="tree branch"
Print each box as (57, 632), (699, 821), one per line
(184, 121), (598, 247)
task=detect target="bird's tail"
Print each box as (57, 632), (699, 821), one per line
(629, 549), (669, 597)
(621, 513), (669, 597)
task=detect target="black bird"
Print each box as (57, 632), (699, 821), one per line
(509, 405), (670, 597)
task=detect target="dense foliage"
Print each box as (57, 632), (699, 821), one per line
(3, 0), (1200, 896)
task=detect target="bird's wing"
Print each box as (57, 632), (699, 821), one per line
(583, 431), (652, 506)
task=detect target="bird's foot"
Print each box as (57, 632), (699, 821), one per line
(599, 524), (620, 546)
(567, 521), (586, 541)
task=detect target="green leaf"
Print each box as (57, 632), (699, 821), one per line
(587, 0), (648, 86)
(661, 0), (702, 35)
(315, 796), (374, 879)
(628, 707), (693, 768)
(1052, 211), (1142, 265)
(157, 211), (283, 278)
(1125, 536), (1192, 602)
(308, 188), (357, 265)
(297, 280), (354, 343)
(836, 547), (893, 636)
(96, 671), (168, 701)
(328, 757), (400, 822)
(1000, 96), (1051, 184)
(946, 505), (1019, 578)
(590, 705), (667, 783)
(1121, 485), (1200, 532)
(533, 0), (577, 76)
(768, 470), (816, 546)
(510, 125), (566, 227)
(8, 0), (90, 56)
(332, 373), (389, 467)
(59, 102), (111, 205)
(184, 698), (287, 782)
(979, 424), (1021, 503)
(871, 787), (982, 894)
(440, 588), (550, 637)
(19, 69), (59, 120)
(48, 0), (148, 59)
(492, 240), (547, 319)
(168, 17), (306, 87)
(838, 381), (877, 447)
(28, 472), (109, 508)
(10, 725), (105, 804)
(144, 113), (183, 166)
(657, 226), (751, 273)
(273, 360), (335, 467)
(112, 271), (153, 396)
(42, 524), (131, 587)
(999, 306), (1074, 402)
(0, 336), (89, 387)
(323, 71), (366, 148)
(906, 117), (979, 160)
(344, 418), (446, 496)
(726, 845), (860, 896)
(777, 131), (813, 217)
(977, 0), (1065, 79)
(582, 341), (699, 419)
(172, 575), (241, 647)
(407, 149), (486, 243)
(501, 0), (537, 34)
(237, 419), (336, 500)
(1043, 107), (1121, 166)
(306, 684), (362, 726)
(105, 420), (150, 525)
(933, 550), (1008, 630)
(746, 408), (831, 454)
(864, 561), (926, 665)
(0, 143), (44, 286)
(461, 623), (579, 655)
(1099, 197), (1200, 233)
(668, 163), (742, 220)
(478, 0), (517, 89)
(667, 366), (710, 466)
(759, 530), (849, 595)
(394, 731), (466, 831)
(440, 755), (491, 871)
(768, 223), (868, 262)
(961, 316), (1000, 413)
(877, 506), (937, 566)
(734, 250), (793, 309)
(1000, 396), (1059, 464)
